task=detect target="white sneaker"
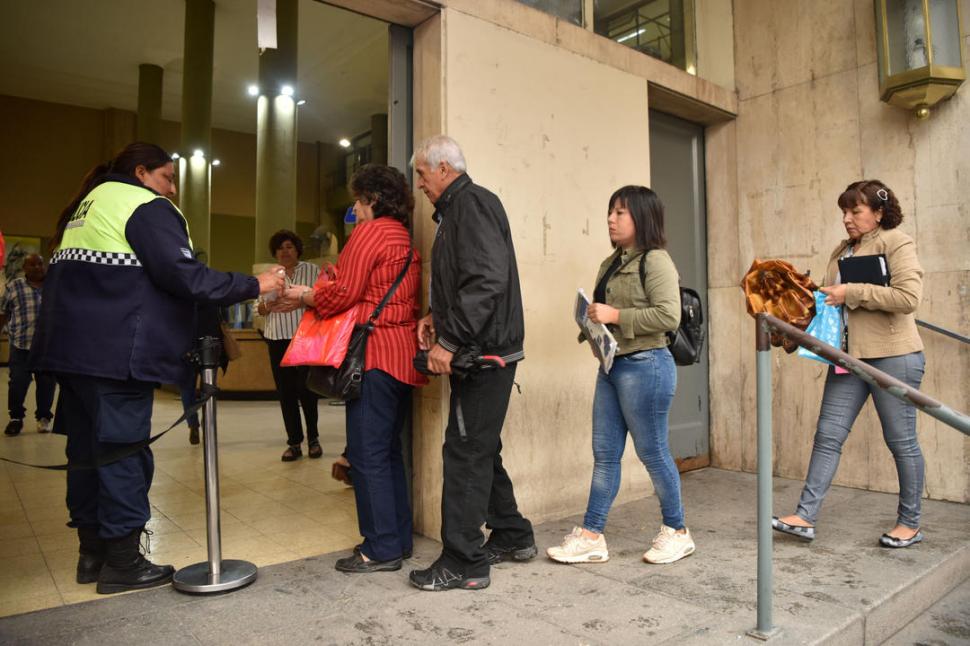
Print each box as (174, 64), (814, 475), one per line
(643, 525), (695, 564)
(37, 418), (53, 433)
(546, 526), (609, 563)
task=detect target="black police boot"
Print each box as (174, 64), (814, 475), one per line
(76, 526), (105, 584)
(96, 529), (175, 594)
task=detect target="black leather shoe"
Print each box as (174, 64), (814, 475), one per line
(76, 527), (105, 584)
(188, 425), (200, 445)
(409, 559), (489, 592)
(484, 540), (538, 565)
(353, 543), (411, 560)
(4, 420), (23, 436)
(335, 550), (402, 573)
(96, 529), (174, 594)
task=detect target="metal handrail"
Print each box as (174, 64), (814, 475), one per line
(916, 319), (970, 345)
(748, 313), (970, 640)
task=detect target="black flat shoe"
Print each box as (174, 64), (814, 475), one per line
(354, 543), (411, 560)
(335, 550), (402, 573)
(880, 530), (923, 548)
(771, 516), (815, 541)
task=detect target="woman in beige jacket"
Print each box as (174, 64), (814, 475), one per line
(773, 180), (927, 548)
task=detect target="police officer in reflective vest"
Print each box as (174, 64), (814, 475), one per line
(30, 143), (284, 594)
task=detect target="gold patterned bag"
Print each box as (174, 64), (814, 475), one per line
(740, 259), (817, 353)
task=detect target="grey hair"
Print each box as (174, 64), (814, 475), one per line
(410, 135), (467, 173)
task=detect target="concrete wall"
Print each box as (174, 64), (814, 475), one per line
(709, 0), (970, 503)
(0, 94), (321, 272)
(411, 6), (658, 535)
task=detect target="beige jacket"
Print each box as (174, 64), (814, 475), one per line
(593, 248), (681, 355)
(824, 226), (924, 359)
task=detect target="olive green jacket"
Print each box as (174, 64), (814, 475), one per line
(824, 226), (924, 359)
(593, 248), (681, 355)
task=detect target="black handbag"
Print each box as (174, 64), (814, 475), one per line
(306, 249), (413, 400)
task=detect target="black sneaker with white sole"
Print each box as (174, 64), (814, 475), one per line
(483, 540), (538, 565)
(409, 559), (489, 592)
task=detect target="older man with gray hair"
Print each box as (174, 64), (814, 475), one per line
(409, 135), (536, 592)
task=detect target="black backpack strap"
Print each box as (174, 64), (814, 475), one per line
(639, 251), (647, 289)
(368, 248), (414, 323)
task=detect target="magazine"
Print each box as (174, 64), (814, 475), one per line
(575, 288), (617, 373)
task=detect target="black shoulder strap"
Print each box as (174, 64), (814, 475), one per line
(369, 248), (414, 322)
(638, 251), (648, 289)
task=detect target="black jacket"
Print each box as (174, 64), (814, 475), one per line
(430, 174), (524, 363)
(30, 175), (258, 384)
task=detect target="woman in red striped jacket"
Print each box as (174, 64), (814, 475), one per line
(276, 164), (427, 572)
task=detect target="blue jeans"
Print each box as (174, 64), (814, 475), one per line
(796, 352), (926, 529)
(7, 346), (55, 421)
(345, 369), (413, 562)
(583, 348), (683, 533)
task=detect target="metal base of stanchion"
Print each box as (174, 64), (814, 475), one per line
(172, 559), (257, 594)
(746, 627), (782, 641)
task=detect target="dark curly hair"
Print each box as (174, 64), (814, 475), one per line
(268, 229), (303, 257)
(837, 179), (903, 229)
(350, 164), (414, 226)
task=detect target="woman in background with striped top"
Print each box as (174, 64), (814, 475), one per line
(257, 230), (321, 461)
(274, 164), (427, 572)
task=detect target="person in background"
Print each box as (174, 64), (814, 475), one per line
(2, 253), (56, 436)
(773, 180), (927, 548)
(31, 142), (284, 594)
(274, 164), (426, 573)
(257, 230), (321, 461)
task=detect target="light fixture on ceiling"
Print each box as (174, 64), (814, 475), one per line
(338, 138), (351, 148)
(212, 159), (221, 167)
(171, 153), (180, 160)
(280, 84), (295, 97)
(247, 84), (259, 97)
(296, 99), (307, 106)
(192, 149), (204, 159)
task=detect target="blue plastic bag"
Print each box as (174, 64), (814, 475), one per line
(797, 291), (842, 364)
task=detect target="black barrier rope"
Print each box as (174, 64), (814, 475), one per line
(0, 383), (218, 471)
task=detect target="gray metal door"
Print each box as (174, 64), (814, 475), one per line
(649, 110), (709, 469)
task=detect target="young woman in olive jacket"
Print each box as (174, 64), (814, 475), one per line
(547, 186), (695, 566)
(773, 180), (927, 548)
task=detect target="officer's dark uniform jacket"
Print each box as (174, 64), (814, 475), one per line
(430, 174), (524, 363)
(30, 174), (258, 386)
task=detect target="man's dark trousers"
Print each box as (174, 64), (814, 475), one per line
(57, 374), (155, 539)
(440, 363), (533, 576)
(7, 346), (55, 421)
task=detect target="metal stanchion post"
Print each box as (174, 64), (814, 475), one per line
(173, 336), (257, 594)
(748, 315), (779, 640)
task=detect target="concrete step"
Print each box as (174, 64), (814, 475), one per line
(0, 468), (967, 645)
(881, 578), (970, 645)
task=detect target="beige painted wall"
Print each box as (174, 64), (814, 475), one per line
(709, 0), (970, 503)
(410, 7), (656, 536)
(695, 0), (735, 89)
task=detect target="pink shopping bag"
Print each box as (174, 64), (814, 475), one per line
(280, 303), (362, 367)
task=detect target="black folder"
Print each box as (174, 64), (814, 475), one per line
(838, 254), (890, 286)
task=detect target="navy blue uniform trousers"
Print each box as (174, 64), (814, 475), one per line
(345, 369), (413, 562)
(57, 374), (155, 539)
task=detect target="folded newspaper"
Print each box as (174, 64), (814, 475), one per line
(575, 288), (617, 373)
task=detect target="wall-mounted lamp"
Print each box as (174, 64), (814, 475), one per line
(338, 138), (351, 148)
(247, 84), (260, 97)
(875, 0), (966, 118)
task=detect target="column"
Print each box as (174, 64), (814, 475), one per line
(137, 64), (164, 143)
(180, 0), (215, 255)
(254, 0), (299, 264)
